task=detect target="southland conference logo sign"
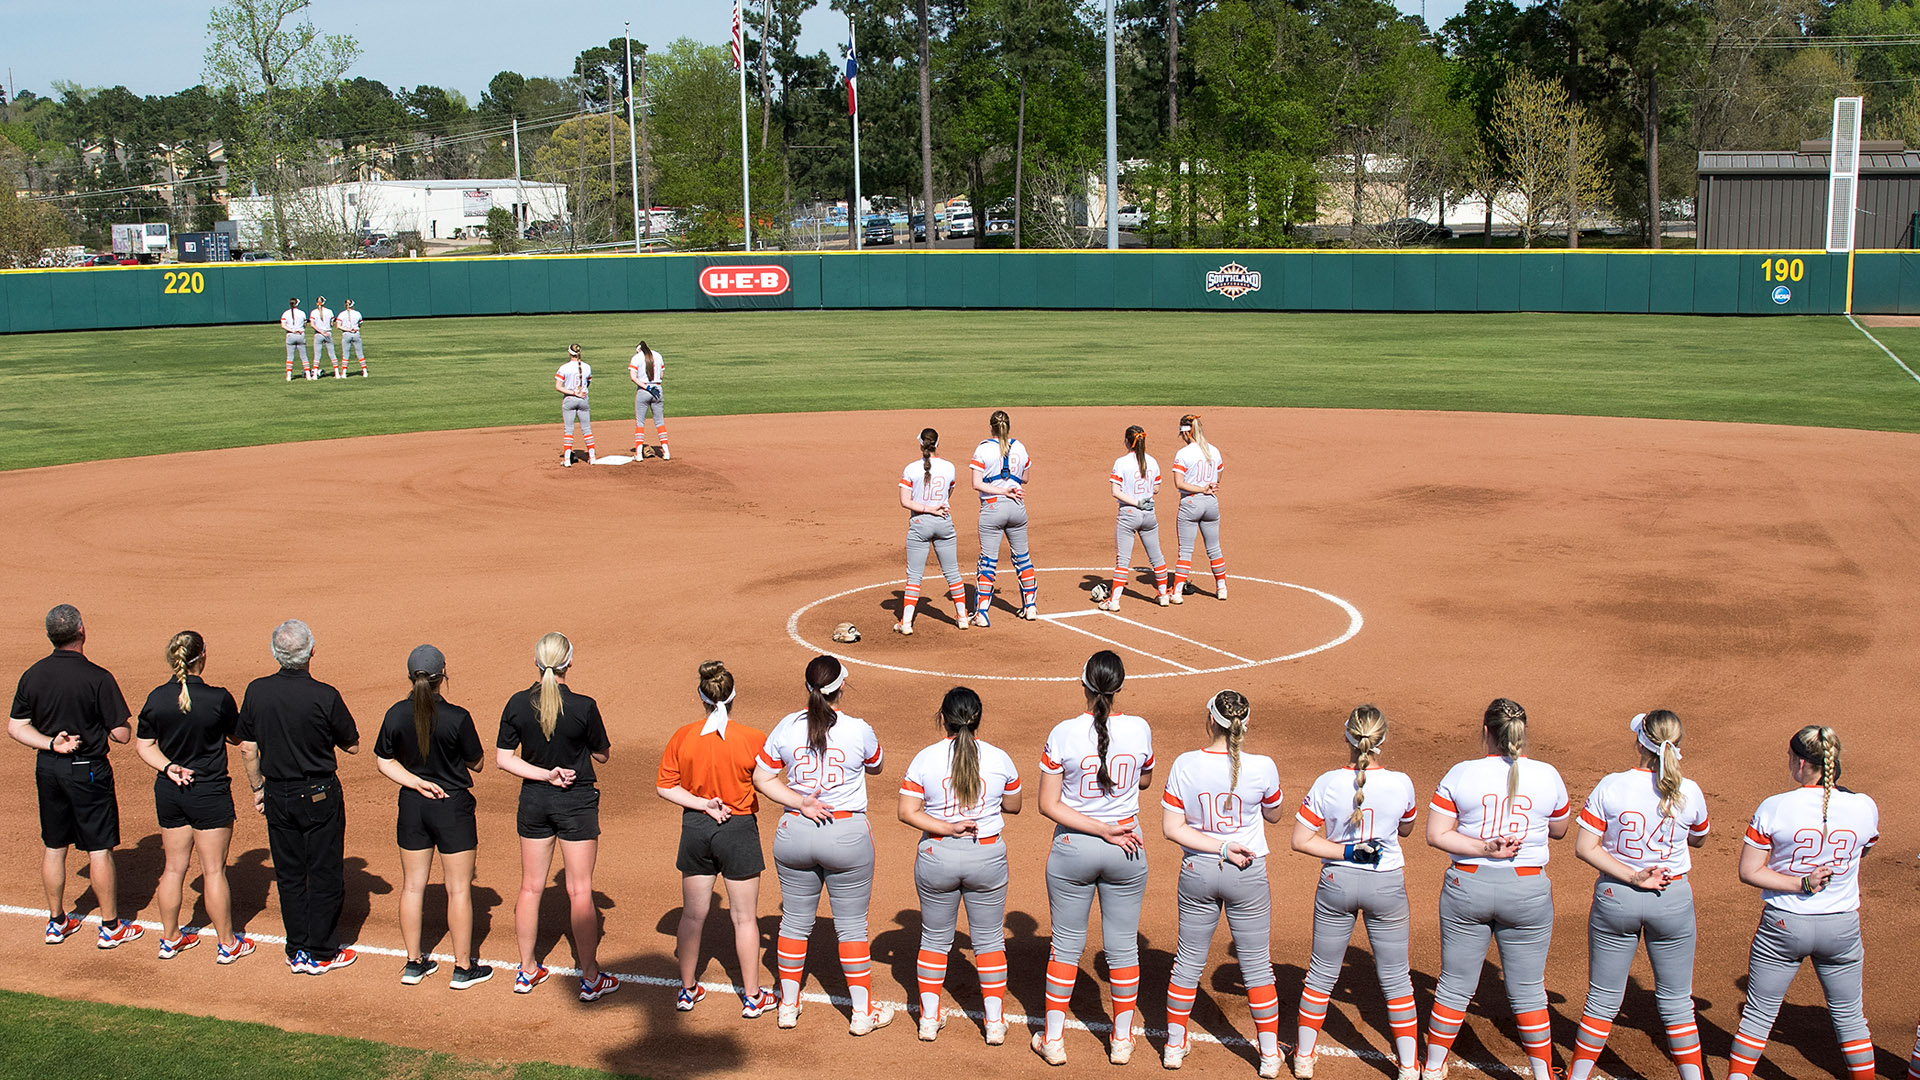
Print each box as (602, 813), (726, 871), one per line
(1205, 262), (1262, 300)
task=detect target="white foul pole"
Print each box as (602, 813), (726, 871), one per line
(734, 0), (753, 252)
(1105, 0), (1118, 250)
(851, 18), (864, 252)
(627, 26), (642, 254)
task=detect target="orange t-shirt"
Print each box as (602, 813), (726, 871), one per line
(657, 720), (766, 816)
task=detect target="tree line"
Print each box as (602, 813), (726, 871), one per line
(4, 0), (1919, 264)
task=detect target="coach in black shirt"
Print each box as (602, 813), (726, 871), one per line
(7, 604), (144, 947)
(238, 618), (359, 975)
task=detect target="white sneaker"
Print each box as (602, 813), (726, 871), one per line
(1032, 1033), (1068, 1066)
(777, 1001), (801, 1029)
(849, 1003), (894, 1036)
(956, 611), (970, 629)
(1170, 589), (1185, 605)
(1110, 1038), (1135, 1065)
(1293, 1050), (1315, 1078)
(1259, 1054), (1283, 1079)
(1396, 1067), (1420, 1080)
(918, 1009), (947, 1041)
(1157, 593), (1171, 607)
(1162, 1041), (1188, 1070)
(1421, 1064), (1449, 1080)
(285, 372), (292, 381)
(660, 447), (670, 459)
(985, 1018), (1007, 1045)
(562, 457), (572, 468)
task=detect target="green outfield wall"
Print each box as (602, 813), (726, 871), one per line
(1, 249), (1907, 334)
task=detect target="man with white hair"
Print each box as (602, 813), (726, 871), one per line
(238, 619), (360, 975)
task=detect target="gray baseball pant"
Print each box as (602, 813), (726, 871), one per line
(1426, 866), (1555, 1075)
(1175, 493), (1223, 565)
(635, 387), (664, 432)
(561, 397), (591, 438)
(285, 333), (307, 368)
(341, 332), (364, 359)
(1112, 506), (1167, 596)
(1298, 864), (1417, 1066)
(315, 332), (336, 362)
(1573, 876), (1702, 1079)
(1170, 854), (1274, 988)
(975, 499), (1035, 612)
(1730, 908), (1873, 1078)
(1043, 825), (1148, 1042)
(914, 835), (1010, 1021)
(772, 813), (879, 1015)
(905, 513), (964, 611)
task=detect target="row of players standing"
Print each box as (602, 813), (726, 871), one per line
(553, 342), (669, 465)
(279, 297), (368, 380)
(894, 411), (1229, 634)
(11, 606), (1894, 1080)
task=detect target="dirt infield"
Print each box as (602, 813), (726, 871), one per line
(1, 407), (1915, 1080)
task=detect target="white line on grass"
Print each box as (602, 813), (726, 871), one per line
(1848, 314), (1920, 384)
(0, 904), (1540, 1075)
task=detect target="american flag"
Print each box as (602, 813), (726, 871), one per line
(730, 0), (743, 70)
(845, 38), (858, 115)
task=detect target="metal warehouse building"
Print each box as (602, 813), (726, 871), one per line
(1697, 141), (1920, 249)
(229, 179), (570, 243)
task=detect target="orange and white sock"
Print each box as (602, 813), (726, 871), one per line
(1727, 1030), (1767, 1080)
(1165, 980), (1197, 1050)
(1424, 1002), (1468, 1072)
(1172, 558), (1191, 593)
(1043, 959), (1076, 1043)
(1665, 1019), (1705, 1080)
(915, 948), (947, 1021)
(1840, 1037), (1876, 1080)
(1151, 563), (1169, 596)
(976, 950), (1007, 1024)
(1210, 556), (1227, 586)
(837, 941), (873, 1017)
(658, 426), (668, 453)
(901, 584), (921, 623)
(562, 434), (574, 458)
(1110, 563), (1128, 599)
(1386, 994), (1419, 1069)
(776, 935), (806, 1006)
(1515, 1008), (1554, 1080)
(1296, 984), (1331, 1059)
(1567, 1014), (1612, 1080)
(1109, 964), (1140, 1042)
(1248, 984), (1281, 1059)
(635, 423), (645, 451)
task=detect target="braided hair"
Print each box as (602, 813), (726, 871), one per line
(989, 410), (1012, 464)
(1346, 704), (1387, 828)
(1484, 698), (1528, 799)
(1082, 650), (1126, 794)
(919, 428), (939, 485)
(165, 631), (204, 714)
(1210, 690), (1250, 790)
(1790, 725), (1842, 836)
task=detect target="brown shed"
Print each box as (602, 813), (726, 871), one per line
(1697, 141), (1920, 250)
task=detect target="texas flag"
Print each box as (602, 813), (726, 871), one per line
(845, 39), (858, 115)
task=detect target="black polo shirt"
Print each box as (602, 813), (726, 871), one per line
(236, 667), (358, 781)
(11, 649), (131, 761)
(497, 684), (610, 784)
(136, 676), (239, 781)
(375, 697), (483, 791)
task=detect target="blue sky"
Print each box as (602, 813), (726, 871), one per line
(2, 0), (1460, 102)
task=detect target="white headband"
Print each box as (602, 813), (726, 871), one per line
(1629, 712), (1681, 779)
(1082, 658), (1104, 694)
(1345, 728), (1384, 751)
(538, 640), (573, 674)
(1208, 694), (1246, 731)
(813, 665), (846, 696)
(700, 687), (737, 737)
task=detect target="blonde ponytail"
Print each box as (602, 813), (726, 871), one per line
(1637, 709), (1686, 820)
(1182, 414), (1213, 464)
(1485, 698), (1528, 799)
(1789, 724), (1843, 837)
(165, 631), (204, 714)
(533, 632), (572, 739)
(1346, 703), (1386, 828)
(1209, 690), (1250, 791)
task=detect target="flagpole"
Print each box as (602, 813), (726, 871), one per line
(735, 0), (753, 252)
(851, 17), (863, 252)
(626, 25), (641, 255)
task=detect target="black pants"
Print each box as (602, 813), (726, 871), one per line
(264, 776), (347, 961)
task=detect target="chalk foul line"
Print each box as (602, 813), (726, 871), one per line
(1847, 314), (1920, 384)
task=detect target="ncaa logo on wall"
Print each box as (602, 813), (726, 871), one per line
(1205, 262), (1263, 300)
(1771, 285), (1792, 305)
(700, 265), (791, 297)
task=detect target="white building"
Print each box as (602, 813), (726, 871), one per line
(230, 179), (570, 242)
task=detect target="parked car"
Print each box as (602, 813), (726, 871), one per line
(85, 253), (123, 266)
(1379, 217), (1454, 244)
(863, 215), (896, 246)
(238, 251), (280, 261)
(947, 208), (976, 238)
(910, 213), (931, 242)
(1117, 204), (1147, 229)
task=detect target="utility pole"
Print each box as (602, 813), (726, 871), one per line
(609, 74), (618, 241)
(575, 81), (587, 252)
(512, 114), (526, 232)
(627, 27), (643, 252)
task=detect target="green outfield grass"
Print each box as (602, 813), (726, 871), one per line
(0, 989), (636, 1080)
(1, 310), (1917, 470)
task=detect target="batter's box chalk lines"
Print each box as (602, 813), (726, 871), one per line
(787, 567), (1363, 683)
(0, 904), (1545, 1077)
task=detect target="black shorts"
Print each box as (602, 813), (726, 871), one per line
(154, 773), (236, 831)
(677, 810), (765, 879)
(516, 782), (600, 841)
(398, 786), (478, 853)
(36, 757), (121, 851)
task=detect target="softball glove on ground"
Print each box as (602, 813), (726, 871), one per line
(831, 622), (861, 643)
(1089, 583), (1110, 603)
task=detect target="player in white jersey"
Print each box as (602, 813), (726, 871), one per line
(751, 656), (893, 1035)
(628, 341), (668, 459)
(1159, 690), (1286, 1077)
(897, 686), (1022, 1043)
(1034, 650), (1154, 1066)
(336, 300), (368, 376)
(1101, 425), (1170, 610)
(1422, 698), (1570, 1080)
(896, 428), (970, 635)
(1728, 725), (1880, 1080)
(280, 298), (311, 380)
(309, 297), (338, 377)
(969, 410), (1037, 624)
(554, 345), (593, 467)
(1566, 710), (1710, 1080)
(1169, 414), (1228, 602)
(1289, 705), (1420, 1080)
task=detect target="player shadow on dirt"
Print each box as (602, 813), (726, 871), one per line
(210, 847), (391, 946)
(884, 591), (968, 629)
(1075, 568), (1178, 607)
(531, 868), (615, 970)
(1726, 973), (1902, 1080)
(644, 903), (764, 994)
(586, 945), (753, 1080)
(411, 883), (506, 960)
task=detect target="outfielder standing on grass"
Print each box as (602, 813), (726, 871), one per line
(1288, 705), (1420, 1080)
(629, 341), (669, 460)
(133, 630), (252, 963)
(897, 686), (1022, 1044)
(373, 644), (490, 990)
(310, 297), (337, 377)
(1421, 698), (1569, 1080)
(752, 655), (894, 1036)
(970, 410), (1038, 624)
(1566, 710), (1710, 1080)
(1170, 415), (1228, 603)
(281, 298), (310, 381)
(8, 604), (143, 949)
(656, 660), (778, 1019)
(1159, 689), (1285, 1078)
(896, 428), (971, 635)
(337, 300), (368, 376)
(1034, 650), (1154, 1067)
(238, 619), (360, 976)
(1726, 725), (1879, 1080)
(556, 344), (594, 466)
(1103, 425), (1170, 610)
(496, 632), (616, 1002)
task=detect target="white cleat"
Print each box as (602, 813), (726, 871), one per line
(1420, 1064), (1449, 1080)
(918, 1010), (947, 1042)
(1098, 599), (1121, 612)
(1216, 583), (1228, 601)
(1032, 1033), (1068, 1066)
(660, 447), (670, 459)
(985, 1019), (1007, 1045)
(894, 620), (913, 636)
(777, 1001), (801, 1029)
(1162, 1041), (1188, 1070)
(1021, 605), (1039, 620)
(850, 1003), (894, 1036)
(1258, 1054), (1283, 1079)
(1157, 592), (1171, 607)
(1170, 589), (1184, 605)
(1110, 1037), (1135, 1065)
(1396, 1067), (1420, 1080)
(1293, 1051), (1315, 1078)
(955, 611), (971, 629)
